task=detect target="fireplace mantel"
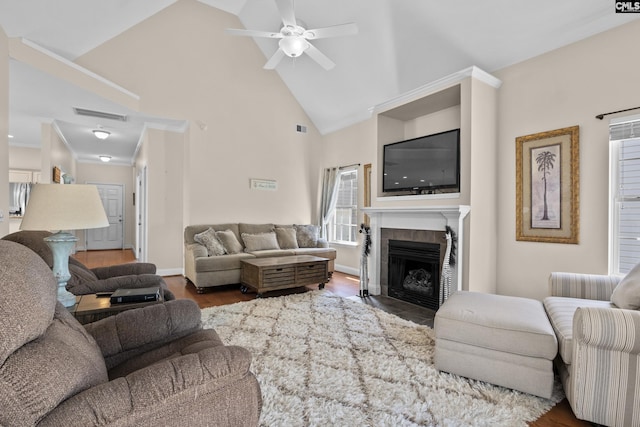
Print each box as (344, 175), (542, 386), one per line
(361, 206), (470, 296)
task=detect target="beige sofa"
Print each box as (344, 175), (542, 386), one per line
(184, 223), (336, 293)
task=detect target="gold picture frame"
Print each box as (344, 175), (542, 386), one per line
(516, 125), (579, 244)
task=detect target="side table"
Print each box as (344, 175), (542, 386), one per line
(70, 293), (163, 325)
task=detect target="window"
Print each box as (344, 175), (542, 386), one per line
(330, 169), (358, 243)
(610, 118), (640, 275)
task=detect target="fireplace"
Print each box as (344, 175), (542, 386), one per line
(361, 206), (470, 298)
(388, 240), (441, 310)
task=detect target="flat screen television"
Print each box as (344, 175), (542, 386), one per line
(383, 129), (460, 194)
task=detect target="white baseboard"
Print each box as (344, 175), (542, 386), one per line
(335, 264), (359, 277)
(75, 244), (134, 252)
(158, 268), (183, 277)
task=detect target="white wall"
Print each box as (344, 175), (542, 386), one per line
(493, 19), (640, 300)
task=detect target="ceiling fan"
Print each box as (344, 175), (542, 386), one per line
(225, 0), (358, 70)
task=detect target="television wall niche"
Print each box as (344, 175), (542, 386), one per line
(382, 128), (460, 195)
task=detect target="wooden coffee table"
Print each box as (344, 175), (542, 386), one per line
(240, 255), (329, 297)
(70, 293), (163, 324)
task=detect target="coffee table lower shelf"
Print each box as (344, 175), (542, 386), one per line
(240, 255), (329, 298)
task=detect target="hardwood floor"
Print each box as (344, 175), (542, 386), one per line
(72, 249), (590, 427)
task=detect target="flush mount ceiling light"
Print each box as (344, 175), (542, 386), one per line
(99, 155), (111, 162)
(93, 129), (111, 140)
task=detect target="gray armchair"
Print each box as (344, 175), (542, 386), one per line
(0, 240), (262, 426)
(1, 230), (175, 300)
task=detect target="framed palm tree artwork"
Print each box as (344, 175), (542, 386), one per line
(516, 125), (579, 244)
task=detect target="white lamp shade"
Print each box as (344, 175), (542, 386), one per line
(20, 184), (109, 231)
(279, 36), (309, 57)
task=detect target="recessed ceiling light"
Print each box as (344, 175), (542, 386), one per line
(99, 155), (112, 162)
(93, 130), (111, 140)
(8, 134), (13, 139)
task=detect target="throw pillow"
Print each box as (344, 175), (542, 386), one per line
(194, 227), (227, 256)
(275, 227), (299, 249)
(241, 232), (280, 252)
(611, 262), (640, 309)
(215, 229), (244, 254)
(295, 224), (319, 248)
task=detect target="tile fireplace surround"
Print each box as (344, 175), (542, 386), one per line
(361, 206), (471, 297)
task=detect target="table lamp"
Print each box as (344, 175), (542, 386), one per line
(20, 184), (109, 307)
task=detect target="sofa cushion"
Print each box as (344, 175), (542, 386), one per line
(195, 253), (255, 272)
(274, 227), (299, 249)
(241, 232), (280, 252)
(543, 296), (613, 365)
(184, 224), (240, 245)
(249, 249), (297, 258)
(215, 230), (244, 254)
(611, 262), (640, 309)
(295, 224), (319, 248)
(239, 223), (274, 236)
(194, 227), (227, 256)
(294, 247), (336, 260)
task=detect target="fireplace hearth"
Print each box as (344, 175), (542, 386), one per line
(388, 240), (441, 310)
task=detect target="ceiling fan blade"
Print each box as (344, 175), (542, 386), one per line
(305, 43), (335, 70)
(304, 23), (358, 39)
(225, 28), (282, 38)
(275, 0), (297, 28)
(264, 49), (286, 69)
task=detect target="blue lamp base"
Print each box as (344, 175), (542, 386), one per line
(44, 231), (78, 308)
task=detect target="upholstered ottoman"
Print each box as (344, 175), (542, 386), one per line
(434, 291), (558, 398)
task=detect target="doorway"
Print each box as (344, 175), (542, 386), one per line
(86, 183), (124, 250)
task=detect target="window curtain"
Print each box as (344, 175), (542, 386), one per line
(319, 167), (340, 239)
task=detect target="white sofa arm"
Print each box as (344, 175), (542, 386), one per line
(549, 272), (619, 300)
(569, 307), (640, 425)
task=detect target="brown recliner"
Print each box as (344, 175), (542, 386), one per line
(0, 240), (262, 426)
(2, 230), (175, 300)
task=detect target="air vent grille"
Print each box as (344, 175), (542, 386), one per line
(73, 107), (128, 122)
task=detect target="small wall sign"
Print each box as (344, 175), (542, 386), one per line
(250, 179), (278, 191)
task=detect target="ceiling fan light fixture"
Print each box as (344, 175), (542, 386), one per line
(93, 129), (111, 140)
(98, 155), (111, 162)
(279, 36), (309, 57)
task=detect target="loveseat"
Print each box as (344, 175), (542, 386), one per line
(544, 270), (640, 427)
(184, 223), (337, 293)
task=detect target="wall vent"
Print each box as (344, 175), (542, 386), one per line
(296, 124), (307, 133)
(73, 107), (128, 122)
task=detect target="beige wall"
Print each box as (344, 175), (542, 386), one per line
(493, 19), (640, 300)
(8, 146), (40, 170)
(320, 119), (377, 274)
(134, 128), (185, 270)
(0, 27), (8, 237)
(77, 0), (322, 271)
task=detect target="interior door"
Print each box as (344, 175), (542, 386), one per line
(87, 183), (124, 250)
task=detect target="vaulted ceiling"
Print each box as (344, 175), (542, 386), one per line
(1, 0), (638, 164)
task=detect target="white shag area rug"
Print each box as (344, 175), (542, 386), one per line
(201, 291), (564, 427)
